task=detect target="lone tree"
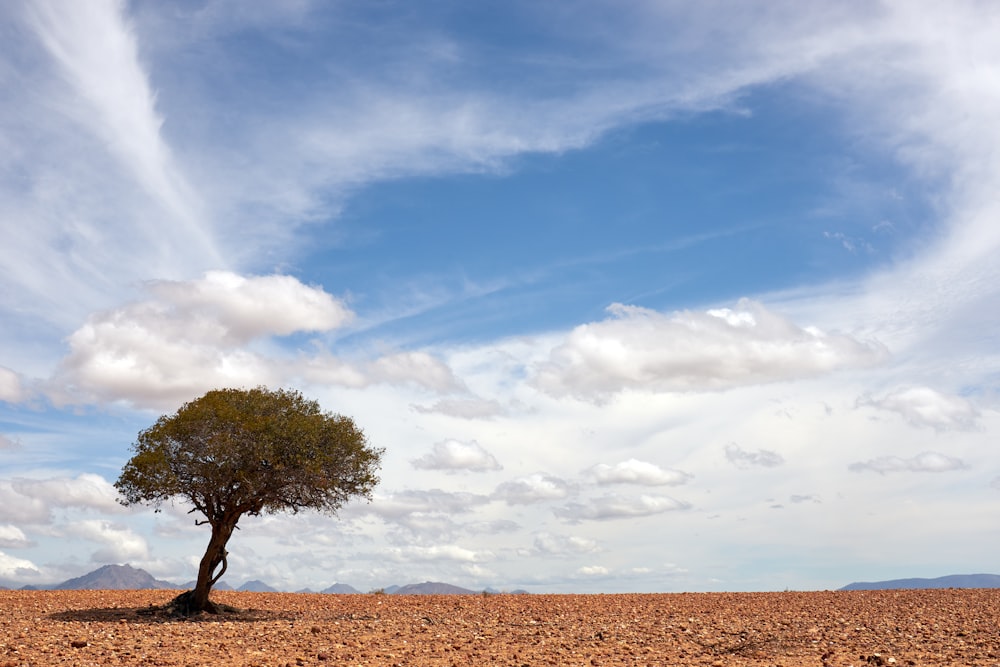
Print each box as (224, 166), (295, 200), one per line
(115, 387), (382, 614)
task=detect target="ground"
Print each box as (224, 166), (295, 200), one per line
(1, 588), (998, 666)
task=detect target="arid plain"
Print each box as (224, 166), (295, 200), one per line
(2, 588), (998, 666)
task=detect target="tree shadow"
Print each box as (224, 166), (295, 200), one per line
(48, 605), (295, 624)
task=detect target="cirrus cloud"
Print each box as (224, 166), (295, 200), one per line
(848, 451), (968, 475)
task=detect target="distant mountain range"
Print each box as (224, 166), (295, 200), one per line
(14, 564), (495, 594)
(839, 573), (1000, 591)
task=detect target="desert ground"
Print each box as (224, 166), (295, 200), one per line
(1, 588), (998, 666)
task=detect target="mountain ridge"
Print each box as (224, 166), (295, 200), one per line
(839, 573), (1000, 591)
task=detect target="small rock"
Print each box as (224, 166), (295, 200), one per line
(70, 640), (88, 649)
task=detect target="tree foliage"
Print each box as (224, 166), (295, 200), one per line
(115, 386), (383, 614)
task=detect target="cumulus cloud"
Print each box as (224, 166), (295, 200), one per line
(385, 544), (491, 563)
(724, 444), (785, 469)
(53, 271), (350, 408)
(365, 489), (490, 521)
(585, 459), (690, 486)
(50, 271), (460, 409)
(528, 532), (599, 557)
(411, 439), (502, 473)
(849, 451), (968, 475)
(554, 494), (689, 522)
(492, 474), (576, 505)
(859, 387), (980, 431)
(0, 551), (41, 579)
(0, 525), (31, 549)
(576, 565), (610, 577)
(64, 519), (150, 562)
(533, 299), (887, 400)
(0, 474), (121, 523)
(0, 367), (25, 403)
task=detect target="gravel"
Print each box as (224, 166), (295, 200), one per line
(2, 588), (999, 666)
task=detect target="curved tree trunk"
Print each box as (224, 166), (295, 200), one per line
(172, 520), (236, 614)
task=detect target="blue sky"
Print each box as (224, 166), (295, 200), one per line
(1, 0), (999, 593)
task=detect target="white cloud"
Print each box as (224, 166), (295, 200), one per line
(412, 397), (507, 419)
(533, 299), (887, 401)
(25, 0), (215, 255)
(554, 494), (689, 522)
(586, 459), (690, 486)
(50, 271), (378, 409)
(0, 367), (25, 403)
(492, 473), (576, 505)
(859, 387), (980, 431)
(364, 489), (490, 521)
(64, 519), (150, 563)
(1, 473), (122, 522)
(529, 532), (598, 557)
(386, 544), (491, 563)
(0, 434), (19, 450)
(0, 551), (41, 579)
(0, 525), (31, 549)
(576, 565), (609, 577)
(849, 451), (968, 475)
(724, 444), (785, 469)
(411, 439), (502, 473)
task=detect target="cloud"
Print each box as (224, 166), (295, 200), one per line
(364, 489), (490, 521)
(412, 397), (507, 419)
(724, 444), (785, 469)
(411, 439), (502, 473)
(385, 544), (492, 564)
(859, 387), (980, 431)
(533, 299), (887, 400)
(2, 473), (122, 522)
(554, 494), (689, 522)
(848, 451), (968, 475)
(528, 532), (599, 557)
(585, 459), (690, 486)
(0, 367), (25, 403)
(492, 474), (576, 505)
(576, 565), (609, 577)
(64, 519), (150, 562)
(0, 525), (31, 549)
(0, 551), (41, 579)
(25, 0), (209, 232)
(47, 271), (459, 409)
(0, 434), (19, 450)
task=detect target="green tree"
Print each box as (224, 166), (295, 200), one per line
(115, 387), (382, 614)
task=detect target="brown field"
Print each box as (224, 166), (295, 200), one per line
(2, 588), (999, 666)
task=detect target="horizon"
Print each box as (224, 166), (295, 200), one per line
(2, 1), (1000, 594)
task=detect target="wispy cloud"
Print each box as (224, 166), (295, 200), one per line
(848, 451), (968, 475)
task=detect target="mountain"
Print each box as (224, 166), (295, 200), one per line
(391, 581), (477, 595)
(840, 573), (1000, 591)
(238, 579), (278, 592)
(180, 580), (234, 591)
(321, 583), (361, 594)
(53, 564), (179, 590)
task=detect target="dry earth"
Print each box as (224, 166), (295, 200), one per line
(2, 588), (999, 666)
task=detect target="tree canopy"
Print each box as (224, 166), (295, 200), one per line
(115, 386), (383, 614)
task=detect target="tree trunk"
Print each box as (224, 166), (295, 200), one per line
(172, 520), (236, 614)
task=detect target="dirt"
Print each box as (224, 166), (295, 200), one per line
(2, 588), (998, 666)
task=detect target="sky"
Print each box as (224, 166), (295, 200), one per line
(1, 0), (999, 594)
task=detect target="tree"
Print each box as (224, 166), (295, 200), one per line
(115, 387), (383, 614)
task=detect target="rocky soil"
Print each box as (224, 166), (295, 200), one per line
(2, 588), (999, 666)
